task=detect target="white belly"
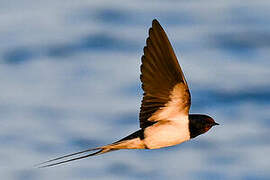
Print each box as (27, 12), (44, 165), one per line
(143, 118), (190, 149)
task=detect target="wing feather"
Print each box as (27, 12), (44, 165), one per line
(139, 19), (191, 128)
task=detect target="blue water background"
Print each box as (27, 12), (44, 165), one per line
(0, 1), (270, 179)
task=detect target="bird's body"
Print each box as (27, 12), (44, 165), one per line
(143, 116), (190, 149)
(38, 19), (219, 168)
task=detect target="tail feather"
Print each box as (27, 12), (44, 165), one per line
(36, 130), (145, 168)
(35, 147), (100, 167)
(36, 147), (113, 168)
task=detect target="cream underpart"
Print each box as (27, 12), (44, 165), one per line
(108, 83), (191, 150)
(105, 138), (144, 149)
(143, 115), (190, 149)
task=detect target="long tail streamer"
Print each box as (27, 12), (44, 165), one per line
(35, 147), (105, 168)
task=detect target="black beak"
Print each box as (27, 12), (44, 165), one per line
(213, 122), (219, 126)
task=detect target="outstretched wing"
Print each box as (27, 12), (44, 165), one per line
(139, 19), (191, 129)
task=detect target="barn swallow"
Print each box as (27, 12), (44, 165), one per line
(37, 19), (219, 168)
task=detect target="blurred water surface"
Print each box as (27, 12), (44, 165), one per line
(0, 1), (270, 180)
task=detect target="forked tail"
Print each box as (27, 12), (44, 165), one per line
(35, 147), (114, 168)
(36, 130), (145, 168)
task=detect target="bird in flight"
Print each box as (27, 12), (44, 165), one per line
(38, 19), (219, 168)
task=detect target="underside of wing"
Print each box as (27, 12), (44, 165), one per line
(139, 19), (191, 129)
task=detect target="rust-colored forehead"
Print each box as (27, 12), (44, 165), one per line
(205, 117), (215, 123)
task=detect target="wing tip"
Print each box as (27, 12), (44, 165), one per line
(152, 19), (159, 26)
(152, 19), (162, 30)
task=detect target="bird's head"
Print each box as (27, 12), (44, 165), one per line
(188, 114), (219, 138)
